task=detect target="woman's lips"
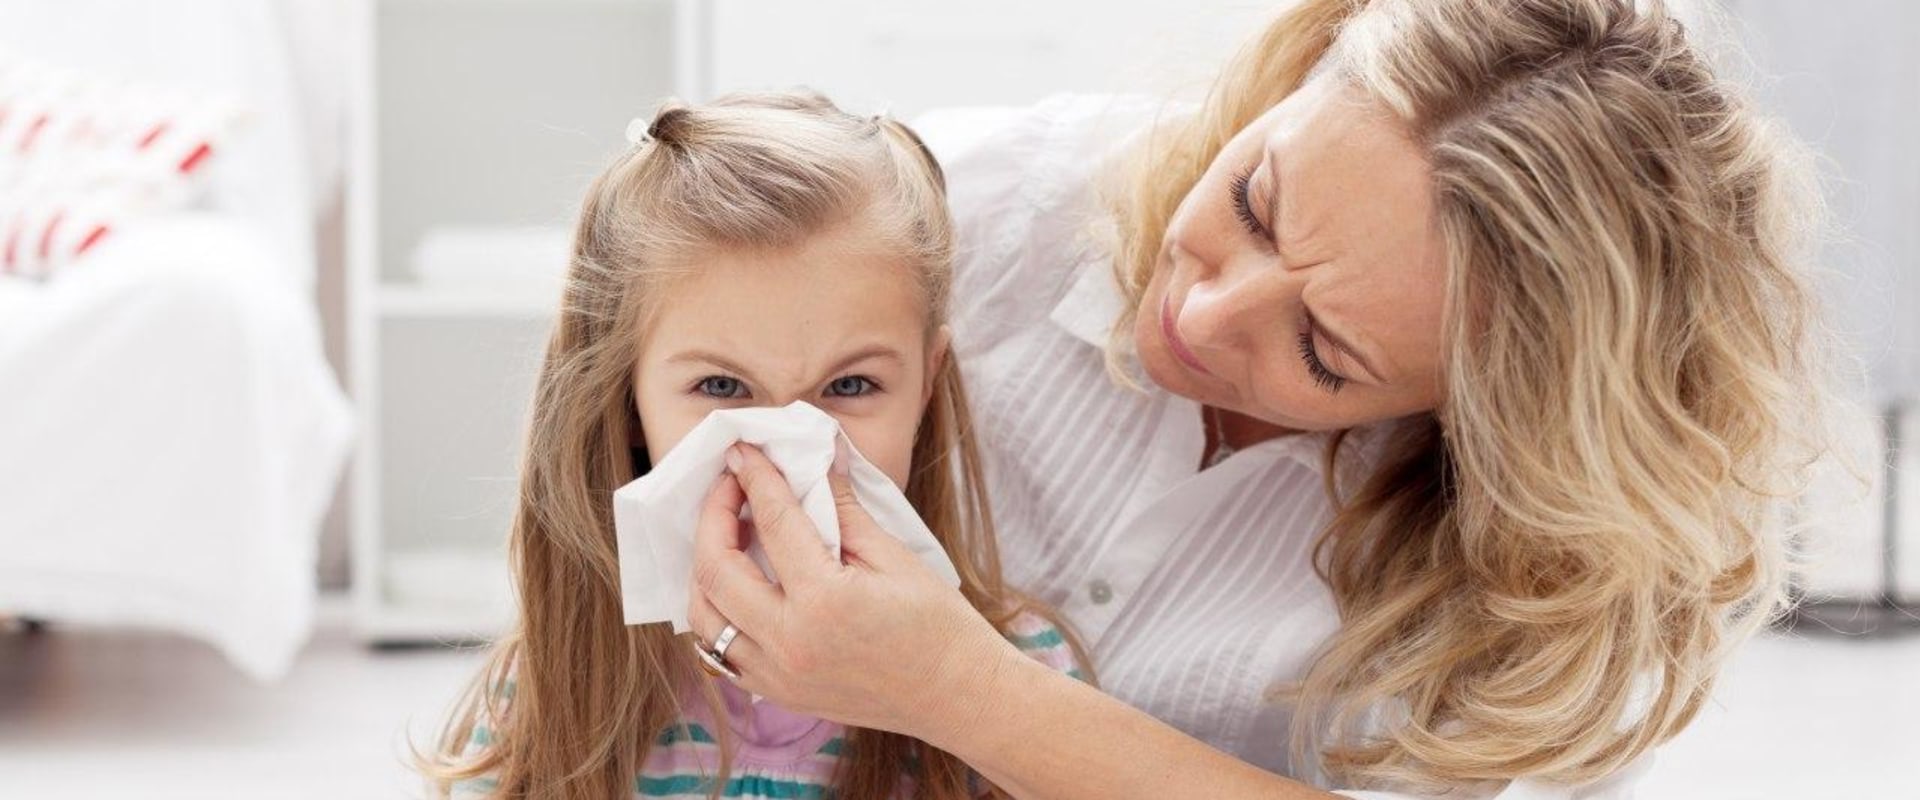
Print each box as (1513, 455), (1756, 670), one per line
(1160, 294), (1216, 378)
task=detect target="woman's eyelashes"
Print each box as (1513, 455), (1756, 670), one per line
(1296, 320), (1349, 394)
(689, 374), (882, 401)
(1228, 166), (1273, 245)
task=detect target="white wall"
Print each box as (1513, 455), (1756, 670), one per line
(376, 0), (676, 282)
(699, 0), (1287, 117)
(1722, 0), (1920, 404)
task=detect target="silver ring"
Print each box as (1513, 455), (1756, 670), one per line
(710, 623), (741, 662)
(697, 641), (740, 680)
(692, 637), (724, 678)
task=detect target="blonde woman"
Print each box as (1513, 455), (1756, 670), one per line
(687, 0), (1840, 797)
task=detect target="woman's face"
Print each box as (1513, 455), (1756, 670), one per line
(1134, 75), (1450, 431)
(631, 222), (946, 487)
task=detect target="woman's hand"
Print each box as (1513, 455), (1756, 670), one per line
(685, 441), (1022, 742)
(689, 442), (1341, 800)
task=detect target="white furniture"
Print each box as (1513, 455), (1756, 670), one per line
(347, 0), (676, 643)
(0, 0), (358, 681)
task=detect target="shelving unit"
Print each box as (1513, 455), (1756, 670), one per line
(346, 0), (681, 644)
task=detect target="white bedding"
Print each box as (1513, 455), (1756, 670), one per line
(0, 214), (353, 681)
(0, 0), (357, 681)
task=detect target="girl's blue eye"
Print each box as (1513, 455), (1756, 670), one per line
(697, 376), (748, 399)
(825, 376), (877, 398)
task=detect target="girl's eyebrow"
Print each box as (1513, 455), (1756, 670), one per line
(822, 345), (906, 377)
(669, 351), (759, 382)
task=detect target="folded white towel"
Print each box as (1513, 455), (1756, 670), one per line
(613, 401), (961, 632)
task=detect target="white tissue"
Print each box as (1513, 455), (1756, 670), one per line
(613, 401), (961, 632)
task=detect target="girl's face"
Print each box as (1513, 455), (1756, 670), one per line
(632, 222), (947, 487)
(1133, 75), (1451, 432)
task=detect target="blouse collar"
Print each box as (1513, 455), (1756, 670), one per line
(1047, 254), (1129, 349)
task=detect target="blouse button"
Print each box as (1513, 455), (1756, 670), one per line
(1088, 579), (1114, 605)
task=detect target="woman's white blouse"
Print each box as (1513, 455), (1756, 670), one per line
(916, 95), (1647, 800)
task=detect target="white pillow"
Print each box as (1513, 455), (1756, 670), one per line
(0, 54), (242, 280)
(0, 0), (312, 290)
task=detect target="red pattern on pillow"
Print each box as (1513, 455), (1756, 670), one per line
(0, 55), (240, 280)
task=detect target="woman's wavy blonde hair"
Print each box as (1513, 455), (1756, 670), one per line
(1109, 0), (1835, 791)
(416, 90), (1087, 800)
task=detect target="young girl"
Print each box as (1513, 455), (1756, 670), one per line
(418, 91), (1090, 800)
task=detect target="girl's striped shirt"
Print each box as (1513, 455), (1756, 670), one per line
(449, 612), (1083, 799)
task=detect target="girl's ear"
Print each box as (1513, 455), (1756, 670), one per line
(922, 325), (953, 408)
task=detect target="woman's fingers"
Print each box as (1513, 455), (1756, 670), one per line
(690, 473), (783, 637)
(686, 554), (773, 644)
(725, 443), (840, 582)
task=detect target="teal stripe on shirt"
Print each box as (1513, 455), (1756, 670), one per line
(475, 722), (721, 750)
(1006, 627), (1064, 651)
(636, 774), (830, 799)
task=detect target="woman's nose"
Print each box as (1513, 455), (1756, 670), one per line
(1178, 277), (1254, 356)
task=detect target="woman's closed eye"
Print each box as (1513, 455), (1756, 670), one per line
(1229, 166), (1274, 246)
(1297, 315), (1350, 394)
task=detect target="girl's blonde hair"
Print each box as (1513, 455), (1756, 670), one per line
(419, 90), (1086, 800)
(1109, 0), (1833, 791)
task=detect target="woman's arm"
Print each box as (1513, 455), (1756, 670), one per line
(686, 443), (1339, 800)
(939, 637), (1337, 800)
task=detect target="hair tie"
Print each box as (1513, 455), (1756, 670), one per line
(624, 117), (652, 146)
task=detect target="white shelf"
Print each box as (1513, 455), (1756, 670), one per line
(354, 545), (515, 643)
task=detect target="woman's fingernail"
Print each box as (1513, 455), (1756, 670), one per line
(831, 437), (852, 477)
(725, 443), (744, 472)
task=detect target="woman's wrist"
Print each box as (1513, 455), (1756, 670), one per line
(908, 622), (1032, 751)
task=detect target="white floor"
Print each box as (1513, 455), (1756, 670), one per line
(1, 596), (1915, 799)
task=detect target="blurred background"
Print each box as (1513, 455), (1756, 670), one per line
(0, 1), (1913, 797)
